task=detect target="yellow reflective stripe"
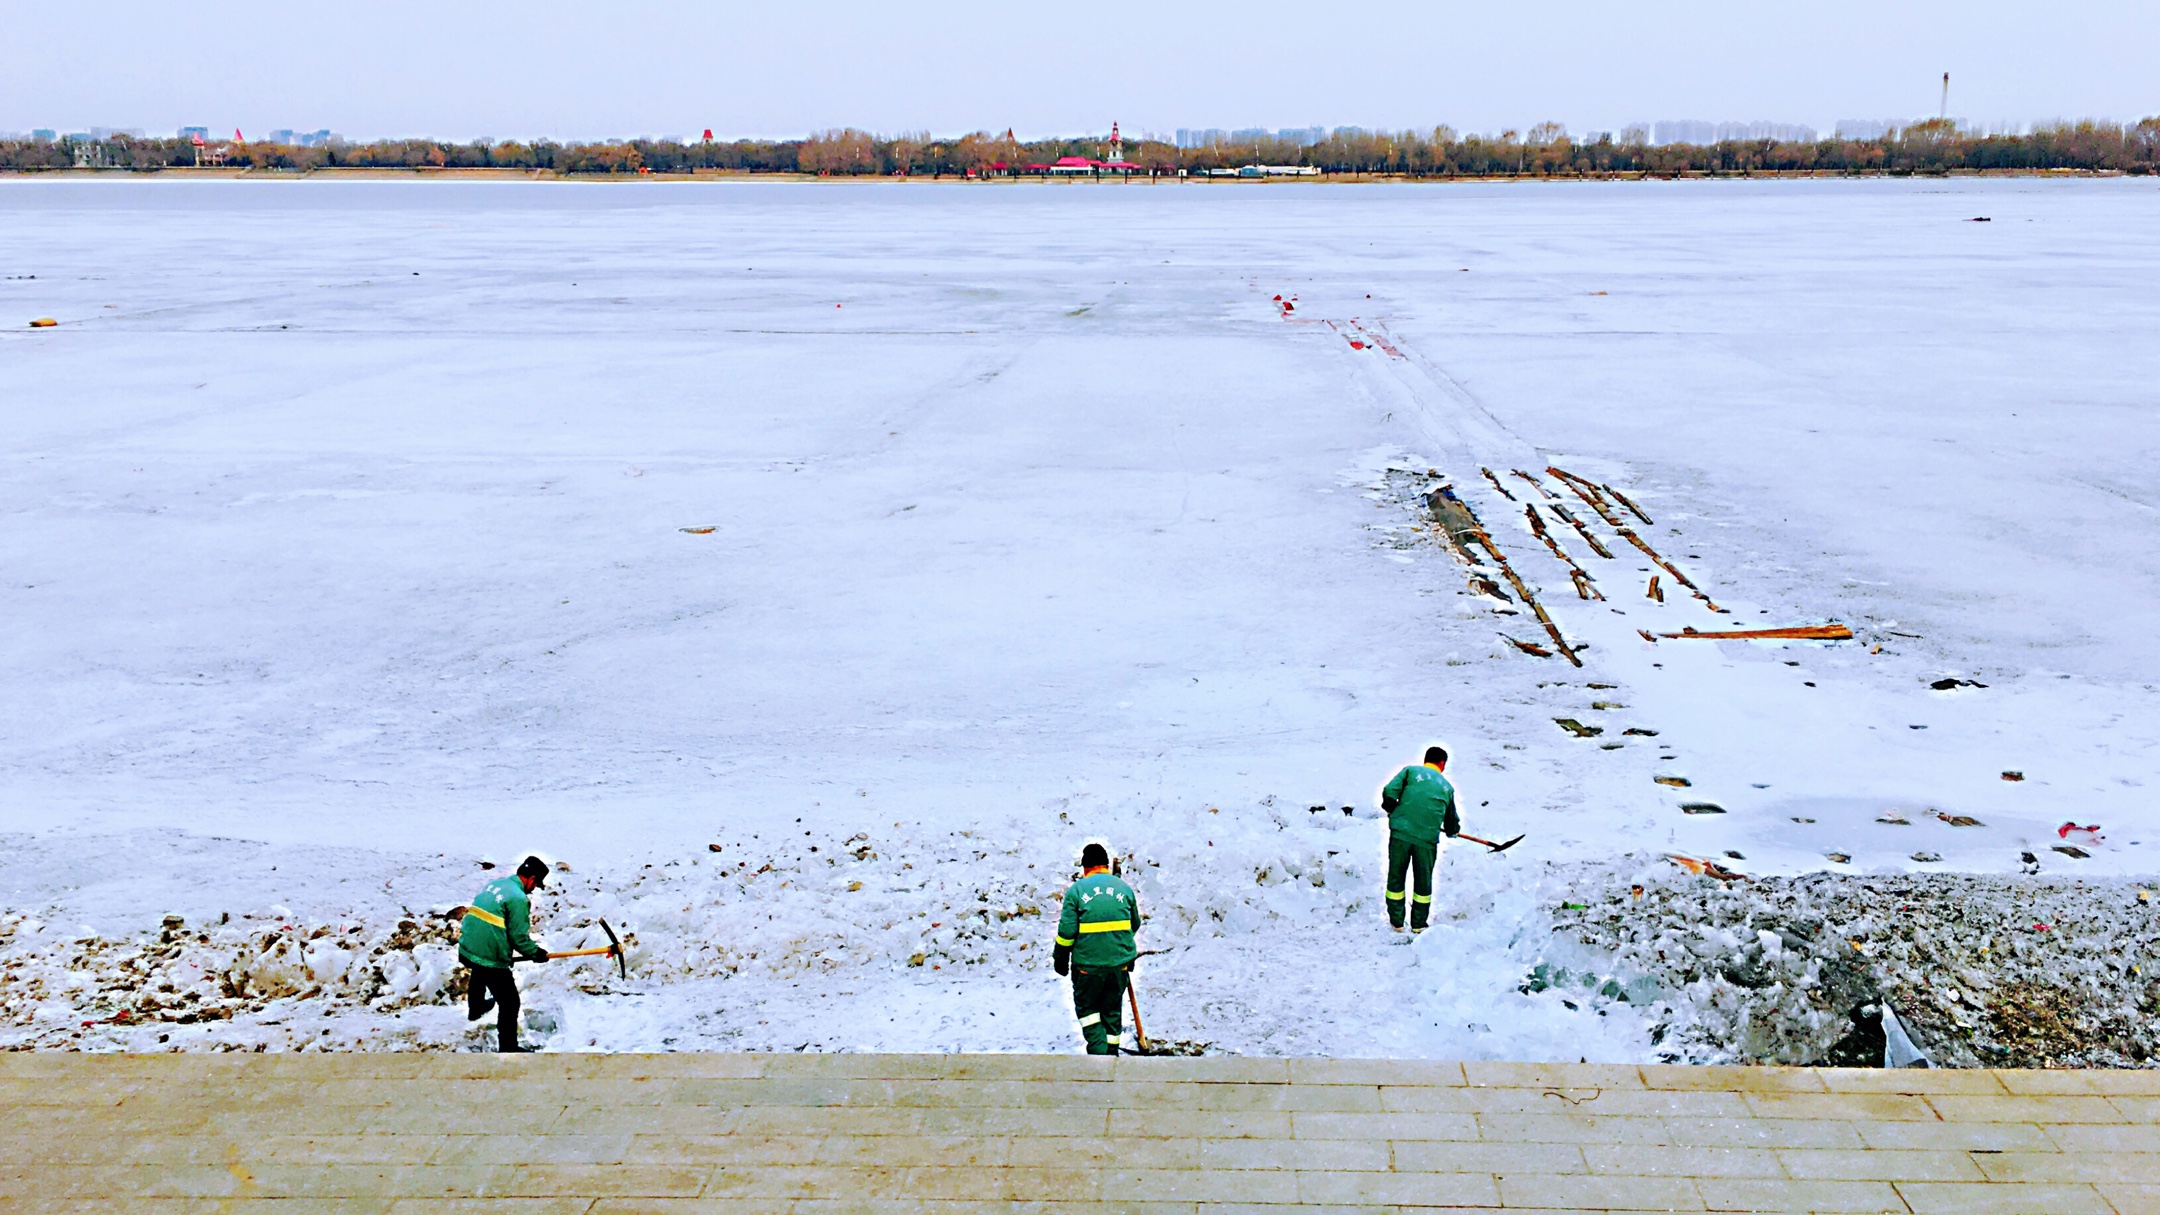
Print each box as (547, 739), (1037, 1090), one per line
(1077, 1012), (1101, 1027)
(1054, 936), (1075, 947)
(1384, 889), (1405, 899)
(1077, 920), (1130, 934)
(1411, 894), (1433, 903)
(464, 906), (505, 929)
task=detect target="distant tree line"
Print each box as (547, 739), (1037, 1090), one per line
(5, 119), (2157, 177)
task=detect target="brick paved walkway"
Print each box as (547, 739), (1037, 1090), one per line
(5, 1054), (2158, 1212)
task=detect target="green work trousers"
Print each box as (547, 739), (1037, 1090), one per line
(1070, 965), (1127, 1055)
(1386, 837), (1438, 931)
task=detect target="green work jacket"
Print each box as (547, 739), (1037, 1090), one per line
(458, 875), (546, 968)
(1381, 764), (1460, 844)
(1055, 870), (1139, 970)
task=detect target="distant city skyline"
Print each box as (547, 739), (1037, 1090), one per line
(2, 0), (2153, 143)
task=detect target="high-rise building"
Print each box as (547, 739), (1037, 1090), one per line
(31, 129), (57, 142)
(1714, 121), (1816, 142)
(1834, 119), (1899, 140)
(1174, 128), (1227, 149)
(1652, 120), (1716, 146)
(1652, 120), (1815, 145)
(179, 126), (209, 140)
(1276, 126), (1326, 146)
(267, 129), (296, 145)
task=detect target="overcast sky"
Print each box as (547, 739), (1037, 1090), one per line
(5, 0), (2154, 141)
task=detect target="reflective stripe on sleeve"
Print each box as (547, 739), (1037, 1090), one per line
(1054, 936), (1075, 947)
(465, 906), (506, 929)
(1077, 920), (1131, 934)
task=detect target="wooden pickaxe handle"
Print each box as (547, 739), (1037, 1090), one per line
(1125, 977), (1151, 1055)
(546, 945), (618, 959)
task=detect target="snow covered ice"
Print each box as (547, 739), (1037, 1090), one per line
(2, 177), (2157, 1059)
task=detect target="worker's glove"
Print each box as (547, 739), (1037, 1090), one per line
(1445, 828), (1459, 838)
(531, 949), (550, 962)
(1052, 944), (1071, 976)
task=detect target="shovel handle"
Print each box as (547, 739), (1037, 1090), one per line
(1457, 833), (1525, 853)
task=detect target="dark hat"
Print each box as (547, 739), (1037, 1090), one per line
(516, 855), (550, 888)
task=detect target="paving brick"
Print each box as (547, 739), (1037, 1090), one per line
(2095, 1183), (2160, 1215)
(1695, 1177), (1904, 1212)
(1392, 1140), (1587, 1175)
(1191, 1205), (1394, 1215)
(623, 1133), (821, 1165)
(492, 1165), (710, 1198)
(763, 1053), (1110, 1083)
(1113, 1057), (1288, 1085)
(1895, 1180), (2114, 1214)
(1290, 1111), (1478, 1141)
(1930, 1094), (2125, 1124)
(1464, 1061), (1648, 1091)
(1099, 1166), (1300, 1204)
(1298, 1168), (1502, 1206)
(781, 1193), (1192, 1202)
(428, 1135), (635, 1166)
(1112, 1111), (1289, 1140)
(1853, 1120), (2054, 1151)
(1197, 1137), (1390, 1172)
(2042, 1123), (2160, 1152)
(1970, 1150), (2160, 1184)
(1286, 1057), (1465, 1087)
(1393, 1083), (1739, 1118)
(1775, 1148), (1986, 1181)
(1740, 1091), (1939, 1122)
(554, 1105), (742, 1136)
(1580, 1144), (1782, 1178)
(1496, 1172), (1704, 1210)
(2083, 1071), (2160, 1097)
(1816, 1068), (2007, 1096)
(2107, 1095), (2160, 1121)
(1988, 1069), (2100, 1096)
(815, 1135), (1013, 1168)
(1638, 1065), (1827, 1094)
(1472, 1113), (1675, 1145)
(1102, 1081), (1375, 1113)
(911, 1107), (1102, 1137)
(386, 1193), (600, 1202)
(1661, 1115), (1866, 1149)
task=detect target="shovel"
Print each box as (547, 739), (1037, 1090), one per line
(1457, 833), (1524, 854)
(516, 918), (628, 980)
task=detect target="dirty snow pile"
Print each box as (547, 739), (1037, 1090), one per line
(1551, 868), (2160, 1068)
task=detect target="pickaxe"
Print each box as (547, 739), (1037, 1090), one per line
(515, 918), (627, 980)
(1125, 978), (1152, 1055)
(1458, 833), (1524, 854)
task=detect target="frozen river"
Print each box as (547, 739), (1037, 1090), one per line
(3, 176), (2157, 1056)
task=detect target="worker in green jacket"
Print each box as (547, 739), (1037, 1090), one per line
(1379, 746), (1460, 933)
(458, 856), (552, 1052)
(1052, 842), (1139, 1055)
